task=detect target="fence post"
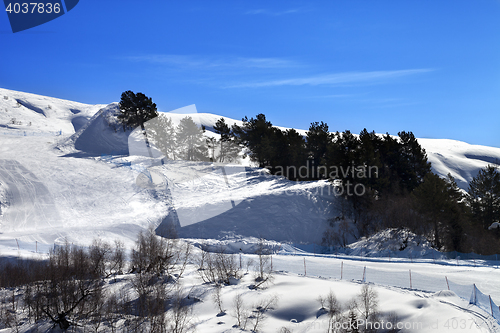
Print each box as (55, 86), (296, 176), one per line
(341, 261), (343, 280)
(490, 295), (494, 316)
(304, 258), (306, 276)
(239, 253), (242, 269)
(362, 266), (366, 282)
(445, 276), (450, 290)
(409, 270), (412, 289)
(15, 238), (19, 250)
(271, 255), (273, 271)
(471, 284), (477, 305)
(36, 241), (37, 253)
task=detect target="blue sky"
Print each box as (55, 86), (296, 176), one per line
(1, 0), (500, 147)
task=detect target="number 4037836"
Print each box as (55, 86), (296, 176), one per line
(5, 2), (61, 14)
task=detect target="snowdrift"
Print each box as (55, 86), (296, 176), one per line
(62, 103), (131, 155)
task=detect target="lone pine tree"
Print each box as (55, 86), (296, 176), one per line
(118, 90), (158, 131)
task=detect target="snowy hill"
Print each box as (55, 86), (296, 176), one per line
(0, 88), (105, 135)
(420, 138), (500, 189)
(0, 89), (335, 255)
(1, 87), (500, 254)
(2, 88), (500, 332)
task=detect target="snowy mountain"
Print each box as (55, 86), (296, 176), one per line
(2, 88), (500, 332)
(1, 87), (500, 255)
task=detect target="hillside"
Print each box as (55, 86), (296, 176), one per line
(2, 88), (500, 332)
(1, 87), (500, 255)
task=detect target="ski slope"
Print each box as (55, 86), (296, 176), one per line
(1, 87), (500, 250)
(0, 159), (60, 231)
(1, 88), (500, 331)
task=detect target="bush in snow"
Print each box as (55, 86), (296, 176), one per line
(131, 226), (191, 278)
(252, 238), (274, 289)
(197, 244), (241, 285)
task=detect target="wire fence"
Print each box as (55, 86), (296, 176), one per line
(273, 254), (500, 324)
(0, 130), (62, 137)
(299, 244), (500, 268)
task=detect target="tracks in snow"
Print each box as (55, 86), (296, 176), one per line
(0, 159), (60, 231)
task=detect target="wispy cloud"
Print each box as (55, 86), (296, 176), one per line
(124, 55), (298, 69)
(225, 69), (434, 88)
(245, 8), (304, 16)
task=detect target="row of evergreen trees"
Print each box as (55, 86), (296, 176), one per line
(229, 113), (500, 254)
(231, 113), (430, 192)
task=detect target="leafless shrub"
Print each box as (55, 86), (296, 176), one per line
(232, 293), (250, 329)
(357, 284), (378, 322)
(89, 238), (112, 278)
(168, 287), (194, 333)
(345, 303), (360, 333)
(248, 295), (278, 332)
(198, 245), (241, 285)
(22, 243), (105, 330)
(0, 233), (196, 331)
(87, 284), (107, 332)
(103, 293), (121, 333)
(0, 288), (21, 332)
(110, 239), (126, 275)
(212, 283), (225, 315)
(318, 290), (342, 333)
(252, 238), (274, 289)
(132, 226), (190, 279)
(245, 257), (255, 273)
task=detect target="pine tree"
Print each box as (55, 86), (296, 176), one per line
(176, 116), (209, 161)
(118, 91), (158, 130)
(413, 172), (470, 251)
(325, 130), (360, 186)
(146, 116), (177, 159)
(396, 131), (431, 192)
(231, 114), (276, 168)
(358, 129), (383, 191)
(282, 128), (307, 180)
(306, 121), (332, 179)
(413, 173), (449, 249)
(213, 118), (240, 163)
(444, 173), (467, 251)
(467, 165), (500, 229)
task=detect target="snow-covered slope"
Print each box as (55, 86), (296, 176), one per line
(0, 88), (105, 135)
(1, 87), (500, 254)
(0, 89), (334, 253)
(2, 88), (500, 332)
(420, 138), (500, 189)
